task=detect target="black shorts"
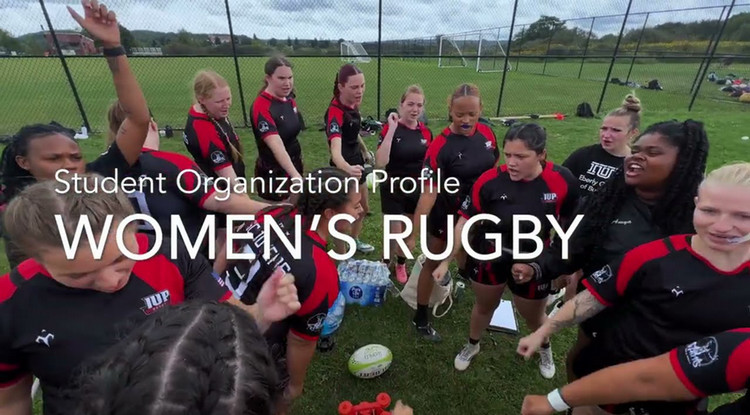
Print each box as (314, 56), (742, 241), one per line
(380, 182), (420, 215)
(465, 254), (551, 300)
(573, 343), (704, 415)
(254, 157), (303, 202)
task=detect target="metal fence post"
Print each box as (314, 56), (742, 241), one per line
(515, 25), (524, 71)
(39, 0), (90, 131)
(577, 17), (595, 79)
(377, 0), (383, 119)
(541, 26), (558, 75)
(596, 0), (633, 114)
(625, 12), (649, 83)
(690, 6), (727, 96)
(224, 0), (248, 127)
(495, 0), (519, 117)
(689, 0), (736, 111)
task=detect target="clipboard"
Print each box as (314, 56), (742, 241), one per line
(487, 299), (519, 335)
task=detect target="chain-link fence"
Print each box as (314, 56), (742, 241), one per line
(1, 0), (748, 135)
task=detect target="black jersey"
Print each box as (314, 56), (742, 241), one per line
(126, 148), (217, 245)
(377, 121), (432, 178)
(582, 235), (750, 370)
(563, 144), (624, 195)
(3, 140), (134, 270)
(325, 98), (363, 166)
(422, 124), (499, 218)
(221, 207), (339, 346)
(250, 91), (303, 169)
(671, 329), (750, 415)
(532, 191), (667, 283)
(0, 234), (230, 415)
(183, 106), (246, 179)
(459, 162), (579, 261)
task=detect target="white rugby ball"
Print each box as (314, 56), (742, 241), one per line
(348, 344), (392, 379)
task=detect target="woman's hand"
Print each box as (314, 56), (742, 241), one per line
(67, 0), (122, 48)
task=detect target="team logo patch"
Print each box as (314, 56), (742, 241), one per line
(420, 167), (433, 180)
(461, 195), (471, 211)
(141, 290), (170, 315)
(590, 265), (613, 284)
(684, 336), (719, 368)
(258, 121), (270, 133)
(542, 193), (558, 203)
(421, 138), (427, 145)
(485, 141), (493, 149)
(307, 313), (327, 332)
(211, 150), (227, 164)
(329, 120), (340, 134)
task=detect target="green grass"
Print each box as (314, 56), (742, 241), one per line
(1, 56), (748, 414)
(1, 57), (748, 135)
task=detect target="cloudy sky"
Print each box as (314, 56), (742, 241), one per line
(1, 0), (742, 41)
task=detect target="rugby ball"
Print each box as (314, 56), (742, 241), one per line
(366, 172), (375, 190)
(347, 344), (392, 379)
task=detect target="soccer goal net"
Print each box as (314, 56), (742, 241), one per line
(438, 29), (512, 72)
(341, 41), (371, 64)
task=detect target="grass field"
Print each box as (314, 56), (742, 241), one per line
(1, 56), (748, 135)
(1, 56), (749, 414)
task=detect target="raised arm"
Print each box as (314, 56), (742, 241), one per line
(68, 0), (150, 166)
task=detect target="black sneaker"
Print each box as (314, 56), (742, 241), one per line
(412, 321), (442, 342)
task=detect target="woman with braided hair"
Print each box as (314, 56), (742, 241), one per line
(73, 300), (283, 415)
(222, 167), (361, 409)
(0, 0), (151, 269)
(512, 119), (710, 390)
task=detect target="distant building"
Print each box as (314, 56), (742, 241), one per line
(44, 31), (97, 55)
(209, 34), (232, 44)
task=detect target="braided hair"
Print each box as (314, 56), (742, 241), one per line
(0, 122), (76, 205)
(72, 301), (280, 415)
(579, 119), (709, 257)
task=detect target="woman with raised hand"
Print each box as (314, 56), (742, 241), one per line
(222, 167), (361, 408)
(0, 0), (150, 269)
(512, 119), (710, 385)
(517, 162), (750, 415)
(407, 83), (499, 342)
(324, 63), (374, 254)
(0, 172), (300, 415)
(250, 55), (305, 203)
(375, 85), (432, 283)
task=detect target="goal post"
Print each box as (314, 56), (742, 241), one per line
(340, 41), (371, 64)
(437, 29), (512, 72)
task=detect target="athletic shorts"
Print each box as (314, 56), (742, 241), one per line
(465, 254), (551, 300)
(572, 343), (705, 415)
(254, 157), (304, 202)
(380, 181), (420, 215)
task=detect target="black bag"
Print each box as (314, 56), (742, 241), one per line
(576, 102), (594, 118)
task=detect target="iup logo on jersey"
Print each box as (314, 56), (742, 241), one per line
(542, 193), (558, 203)
(590, 265), (613, 284)
(140, 290), (170, 315)
(684, 336), (719, 368)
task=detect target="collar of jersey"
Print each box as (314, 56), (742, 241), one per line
(444, 124), (477, 137)
(261, 90), (288, 102)
(332, 98), (356, 111)
(188, 106), (211, 121)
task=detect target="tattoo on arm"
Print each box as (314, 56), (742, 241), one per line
(548, 290), (605, 332)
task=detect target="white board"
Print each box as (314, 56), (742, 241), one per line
(487, 299), (518, 335)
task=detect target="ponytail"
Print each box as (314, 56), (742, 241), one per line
(332, 73), (341, 98)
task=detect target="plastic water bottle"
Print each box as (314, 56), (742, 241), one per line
(453, 281), (465, 302)
(80, 125), (87, 137)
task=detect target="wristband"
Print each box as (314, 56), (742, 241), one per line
(547, 389), (570, 412)
(102, 46), (126, 57)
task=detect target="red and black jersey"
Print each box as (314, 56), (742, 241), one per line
(325, 98), (363, 166)
(0, 233), (230, 415)
(562, 144), (624, 196)
(250, 91), (303, 170)
(582, 235), (750, 368)
(183, 106), (246, 179)
(670, 328), (750, 404)
(86, 139), (135, 178)
(458, 162), (579, 260)
(422, 124), (499, 215)
(377, 121), (432, 178)
(126, 148), (217, 245)
(221, 207), (339, 345)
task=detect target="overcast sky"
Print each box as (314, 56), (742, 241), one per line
(1, 0), (743, 42)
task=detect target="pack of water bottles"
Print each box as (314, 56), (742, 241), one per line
(321, 291), (346, 337)
(337, 260), (395, 307)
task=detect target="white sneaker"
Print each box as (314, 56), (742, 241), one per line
(547, 288), (565, 306)
(356, 240), (375, 253)
(538, 345), (556, 379)
(454, 343), (480, 371)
